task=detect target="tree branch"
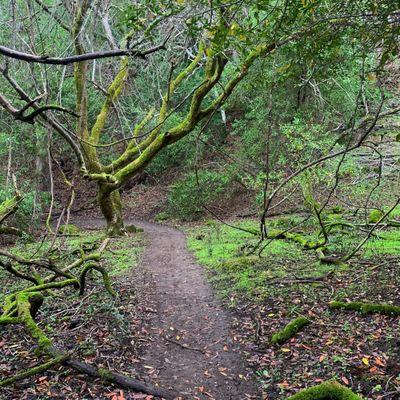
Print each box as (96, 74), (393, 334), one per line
(0, 42), (168, 65)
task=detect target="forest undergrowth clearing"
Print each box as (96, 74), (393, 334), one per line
(187, 216), (400, 399)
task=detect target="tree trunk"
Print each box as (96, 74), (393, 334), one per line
(98, 185), (125, 236)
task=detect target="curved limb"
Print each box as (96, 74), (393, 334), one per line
(79, 262), (115, 296)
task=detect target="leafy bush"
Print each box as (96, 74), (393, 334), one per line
(167, 170), (232, 221)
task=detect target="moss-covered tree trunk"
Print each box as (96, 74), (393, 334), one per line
(98, 184), (124, 236)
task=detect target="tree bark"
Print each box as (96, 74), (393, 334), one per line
(98, 185), (125, 236)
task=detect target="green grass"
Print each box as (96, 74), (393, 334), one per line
(187, 219), (337, 300)
(187, 216), (400, 301)
(364, 229), (400, 256)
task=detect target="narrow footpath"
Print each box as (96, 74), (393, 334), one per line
(135, 220), (259, 400)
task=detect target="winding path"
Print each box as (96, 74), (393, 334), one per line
(83, 219), (259, 399)
(136, 221), (258, 400)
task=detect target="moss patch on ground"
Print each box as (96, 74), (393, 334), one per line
(364, 229), (400, 256)
(187, 219), (343, 300)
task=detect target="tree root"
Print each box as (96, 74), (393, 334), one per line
(286, 380), (362, 399)
(329, 301), (400, 316)
(271, 316), (310, 345)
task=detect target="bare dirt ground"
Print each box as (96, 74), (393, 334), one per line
(136, 220), (259, 400)
(83, 219), (260, 400)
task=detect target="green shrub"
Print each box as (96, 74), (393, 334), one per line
(167, 170), (232, 221)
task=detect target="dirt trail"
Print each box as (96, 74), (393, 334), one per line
(80, 219), (259, 399)
(135, 220), (258, 400)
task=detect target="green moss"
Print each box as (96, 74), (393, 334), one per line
(155, 212), (169, 222)
(368, 209), (384, 223)
(365, 230), (400, 256)
(60, 224), (81, 235)
(99, 368), (113, 381)
(329, 300), (400, 315)
(271, 316), (310, 345)
(187, 220), (337, 300)
(79, 262), (116, 297)
(286, 381), (363, 399)
(16, 292), (52, 353)
(0, 316), (20, 325)
(0, 355), (68, 387)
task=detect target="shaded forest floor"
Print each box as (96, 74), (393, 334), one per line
(0, 220), (257, 400)
(1, 215), (400, 399)
(187, 218), (400, 399)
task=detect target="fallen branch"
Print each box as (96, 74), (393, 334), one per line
(0, 355), (68, 387)
(271, 316), (310, 345)
(165, 336), (204, 353)
(329, 301), (400, 316)
(0, 240), (177, 399)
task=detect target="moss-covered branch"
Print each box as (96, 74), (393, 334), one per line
(329, 301), (400, 315)
(90, 58), (128, 146)
(0, 237), (176, 398)
(103, 42), (206, 175)
(286, 381), (363, 399)
(0, 355), (68, 387)
(271, 316), (310, 345)
(0, 192), (22, 225)
(4, 290), (176, 399)
(79, 261), (116, 296)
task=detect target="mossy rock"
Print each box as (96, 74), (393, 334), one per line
(368, 209), (383, 223)
(329, 301), (400, 315)
(286, 381), (362, 399)
(271, 316), (310, 345)
(60, 224), (81, 235)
